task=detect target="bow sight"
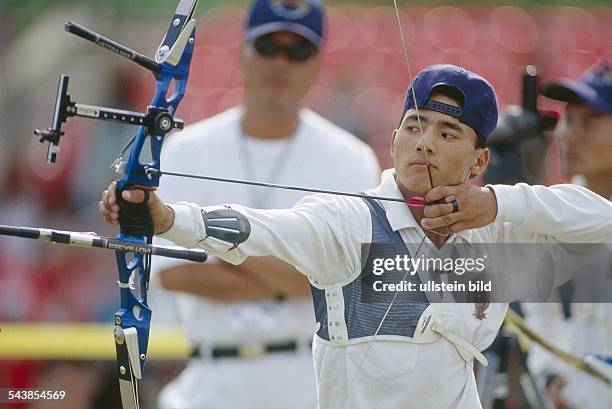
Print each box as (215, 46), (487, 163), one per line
(34, 21), (188, 165)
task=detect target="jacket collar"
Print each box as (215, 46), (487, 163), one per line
(367, 169), (474, 243)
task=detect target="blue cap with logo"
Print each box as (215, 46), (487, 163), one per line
(245, 0), (326, 47)
(540, 59), (612, 114)
(403, 64), (499, 140)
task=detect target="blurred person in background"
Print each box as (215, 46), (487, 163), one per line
(149, 1), (380, 408)
(523, 59), (612, 409)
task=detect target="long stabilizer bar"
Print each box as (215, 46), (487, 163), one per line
(0, 224), (207, 263)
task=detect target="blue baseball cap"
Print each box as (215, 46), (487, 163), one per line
(403, 64), (499, 140)
(540, 59), (612, 113)
(245, 0), (326, 48)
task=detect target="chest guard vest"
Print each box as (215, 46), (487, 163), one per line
(309, 196), (488, 366)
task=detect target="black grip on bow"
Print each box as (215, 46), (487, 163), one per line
(116, 188), (155, 238)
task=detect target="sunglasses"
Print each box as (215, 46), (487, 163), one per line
(252, 35), (318, 63)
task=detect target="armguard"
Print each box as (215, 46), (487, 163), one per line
(201, 207), (251, 246)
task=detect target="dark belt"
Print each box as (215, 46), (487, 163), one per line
(190, 340), (300, 360)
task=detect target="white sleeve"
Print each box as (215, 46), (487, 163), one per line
(159, 194), (372, 284)
(489, 183), (612, 243)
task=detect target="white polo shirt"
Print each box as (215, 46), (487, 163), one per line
(161, 169), (612, 409)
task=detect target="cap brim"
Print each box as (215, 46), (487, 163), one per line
(246, 22), (322, 47)
(540, 78), (608, 112)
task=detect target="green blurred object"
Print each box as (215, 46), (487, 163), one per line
(2, 0), (611, 15)
(1, 0), (609, 34)
(1, 0), (219, 20)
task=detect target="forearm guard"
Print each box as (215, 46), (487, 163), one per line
(201, 207), (251, 246)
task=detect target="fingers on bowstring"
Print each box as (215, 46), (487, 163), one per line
(422, 210), (464, 230)
(425, 185), (457, 204)
(423, 201), (455, 218)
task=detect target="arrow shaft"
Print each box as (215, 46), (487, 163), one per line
(0, 224), (207, 262)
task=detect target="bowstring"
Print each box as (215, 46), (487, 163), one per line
(343, 1), (450, 398)
(393, 1), (434, 189)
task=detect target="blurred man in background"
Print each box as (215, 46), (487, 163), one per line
(524, 59), (612, 409)
(151, 1), (380, 408)
(543, 60), (612, 200)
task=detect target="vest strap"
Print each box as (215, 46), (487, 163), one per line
(413, 305), (487, 366)
(431, 320), (488, 366)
